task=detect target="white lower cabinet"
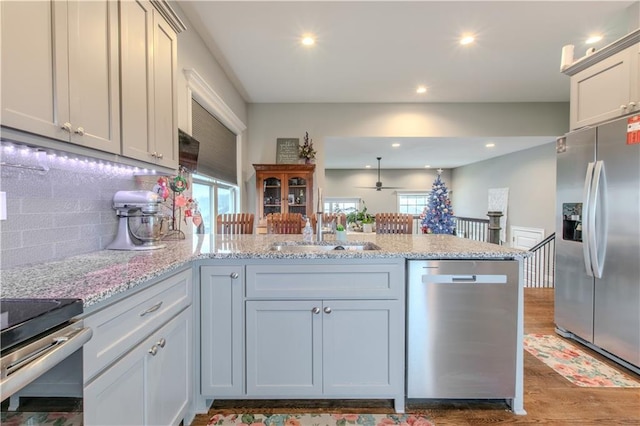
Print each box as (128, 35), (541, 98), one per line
(246, 299), (402, 397)
(85, 307), (191, 425)
(200, 265), (244, 396)
(83, 268), (193, 425)
(199, 259), (406, 412)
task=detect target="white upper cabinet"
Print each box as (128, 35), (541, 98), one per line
(120, 0), (178, 169)
(565, 30), (640, 130)
(1, 0), (120, 154)
(570, 45), (639, 130)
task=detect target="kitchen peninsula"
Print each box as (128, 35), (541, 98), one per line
(1, 234), (528, 425)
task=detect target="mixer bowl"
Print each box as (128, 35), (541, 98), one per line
(128, 215), (167, 243)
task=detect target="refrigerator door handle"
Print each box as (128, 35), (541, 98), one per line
(582, 161), (596, 277)
(588, 160), (608, 278)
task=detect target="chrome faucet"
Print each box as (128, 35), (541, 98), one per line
(316, 212), (323, 242)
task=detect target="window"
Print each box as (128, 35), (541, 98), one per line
(192, 174), (239, 234)
(191, 99), (237, 184)
(323, 197), (361, 215)
(397, 192), (430, 215)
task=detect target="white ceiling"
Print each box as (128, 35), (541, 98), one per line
(178, 1), (637, 168)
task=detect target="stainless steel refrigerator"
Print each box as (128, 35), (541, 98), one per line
(555, 114), (640, 374)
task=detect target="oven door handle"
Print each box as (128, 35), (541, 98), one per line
(0, 326), (92, 401)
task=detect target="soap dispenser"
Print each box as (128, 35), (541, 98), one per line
(303, 218), (313, 242)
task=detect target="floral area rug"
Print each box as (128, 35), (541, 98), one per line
(0, 411), (83, 426)
(207, 413), (434, 426)
(523, 333), (640, 387)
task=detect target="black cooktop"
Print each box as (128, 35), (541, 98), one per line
(0, 298), (83, 353)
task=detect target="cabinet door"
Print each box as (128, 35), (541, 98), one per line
(67, 0), (120, 153)
(84, 339), (146, 426)
(84, 309), (191, 426)
(570, 46), (634, 129)
(246, 300), (322, 396)
(0, 0), (69, 141)
(201, 265), (244, 396)
(147, 308), (191, 426)
(287, 174), (310, 217)
(1, 0), (119, 152)
(322, 300), (403, 396)
(260, 173), (285, 216)
(152, 11), (179, 169)
(120, 0), (154, 163)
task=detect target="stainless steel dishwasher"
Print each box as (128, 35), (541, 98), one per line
(407, 259), (519, 399)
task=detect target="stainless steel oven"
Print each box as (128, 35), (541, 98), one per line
(1, 298), (92, 407)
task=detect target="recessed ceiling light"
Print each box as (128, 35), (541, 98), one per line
(392, 143), (400, 147)
(365, 165), (371, 168)
(586, 35), (603, 44)
(301, 35), (315, 46)
(416, 86), (427, 94)
(424, 165), (431, 168)
(460, 35), (475, 45)
(485, 143), (495, 148)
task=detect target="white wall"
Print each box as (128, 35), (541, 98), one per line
(172, 2), (251, 207)
(325, 168), (452, 214)
(324, 142), (557, 241)
(246, 102), (568, 216)
(451, 142), (557, 241)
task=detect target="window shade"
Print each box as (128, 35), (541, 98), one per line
(191, 99), (237, 184)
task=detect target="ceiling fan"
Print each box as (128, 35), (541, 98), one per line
(358, 157), (403, 191)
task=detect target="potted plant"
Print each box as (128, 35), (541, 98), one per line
(299, 132), (316, 164)
(346, 202), (374, 232)
(335, 223), (347, 241)
(361, 215), (374, 233)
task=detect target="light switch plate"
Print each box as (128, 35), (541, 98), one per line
(0, 192), (6, 220)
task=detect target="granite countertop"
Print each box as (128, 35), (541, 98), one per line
(0, 233), (528, 308)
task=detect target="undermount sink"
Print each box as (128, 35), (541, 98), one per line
(270, 242), (381, 253)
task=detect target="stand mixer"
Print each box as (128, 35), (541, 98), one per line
(107, 190), (167, 250)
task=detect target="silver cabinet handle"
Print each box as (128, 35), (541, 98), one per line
(629, 101), (637, 109)
(312, 307), (321, 314)
(157, 338), (166, 348)
(230, 272), (239, 279)
(61, 122), (72, 132)
(151, 152), (158, 158)
(74, 127), (85, 136)
(156, 152), (163, 159)
(620, 104), (628, 110)
(140, 301), (162, 316)
(324, 306), (332, 314)
(148, 345), (158, 356)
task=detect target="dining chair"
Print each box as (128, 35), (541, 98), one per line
(266, 213), (303, 234)
(217, 213), (255, 234)
(375, 213), (413, 234)
(322, 213), (347, 228)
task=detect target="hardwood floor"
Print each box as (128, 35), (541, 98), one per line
(192, 289), (640, 425)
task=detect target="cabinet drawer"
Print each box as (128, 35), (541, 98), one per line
(83, 268), (192, 381)
(246, 260), (404, 299)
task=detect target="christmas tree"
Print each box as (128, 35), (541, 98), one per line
(420, 170), (455, 234)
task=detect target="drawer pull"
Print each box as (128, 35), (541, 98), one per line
(140, 302), (163, 317)
(157, 338), (166, 348)
(230, 272), (239, 279)
(148, 345), (158, 356)
(312, 307), (321, 314)
(324, 306), (332, 314)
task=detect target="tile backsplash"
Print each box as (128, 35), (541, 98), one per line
(0, 161), (142, 269)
